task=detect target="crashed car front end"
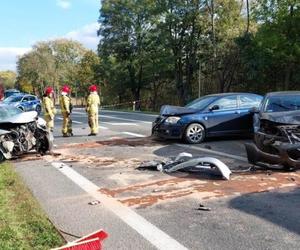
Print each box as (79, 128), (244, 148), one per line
(0, 106), (53, 162)
(245, 111), (300, 169)
(152, 105), (195, 139)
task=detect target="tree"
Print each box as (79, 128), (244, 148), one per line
(96, 0), (300, 110)
(157, 0), (205, 104)
(98, 0), (161, 106)
(16, 39), (88, 96)
(76, 50), (100, 99)
(237, 0), (300, 92)
(0, 70), (17, 89)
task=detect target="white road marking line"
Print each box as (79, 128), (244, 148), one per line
(102, 122), (138, 126)
(51, 162), (188, 250)
(71, 108), (158, 117)
(72, 120), (83, 124)
(101, 109), (158, 117)
(99, 126), (108, 130)
(122, 132), (146, 138)
(72, 111), (152, 124)
(175, 143), (248, 162)
(101, 115), (152, 124)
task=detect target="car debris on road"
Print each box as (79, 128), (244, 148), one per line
(137, 152), (232, 180)
(197, 204), (211, 211)
(88, 200), (101, 206)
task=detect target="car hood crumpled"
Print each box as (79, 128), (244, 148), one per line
(261, 110), (300, 125)
(0, 111), (37, 124)
(160, 105), (196, 116)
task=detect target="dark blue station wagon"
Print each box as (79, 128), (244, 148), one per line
(152, 93), (263, 144)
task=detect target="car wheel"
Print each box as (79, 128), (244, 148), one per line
(36, 105), (41, 114)
(184, 123), (205, 144)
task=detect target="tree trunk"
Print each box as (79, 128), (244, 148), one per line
(246, 0), (250, 33)
(284, 64), (291, 90)
(175, 58), (185, 106)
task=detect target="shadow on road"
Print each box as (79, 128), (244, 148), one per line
(229, 187), (300, 235)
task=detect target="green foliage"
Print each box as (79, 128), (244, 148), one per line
(15, 1), (300, 109)
(76, 50), (100, 97)
(16, 39), (91, 96)
(98, 0), (252, 108)
(0, 71), (16, 89)
(238, 0), (300, 92)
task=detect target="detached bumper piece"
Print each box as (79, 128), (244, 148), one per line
(245, 142), (300, 170)
(137, 152), (232, 180)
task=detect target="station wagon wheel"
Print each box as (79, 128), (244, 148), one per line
(185, 123), (205, 144)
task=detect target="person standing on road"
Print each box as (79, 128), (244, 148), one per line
(86, 85), (100, 136)
(59, 85), (73, 137)
(42, 87), (56, 132)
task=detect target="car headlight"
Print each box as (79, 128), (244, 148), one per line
(165, 116), (181, 124)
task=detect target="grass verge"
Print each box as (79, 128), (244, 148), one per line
(0, 162), (65, 250)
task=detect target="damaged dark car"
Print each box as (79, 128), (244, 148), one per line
(152, 93), (262, 144)
(245, 91), (300, 170)
(0, 105), (53, 162)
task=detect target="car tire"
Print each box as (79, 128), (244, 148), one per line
(36, 105), (41, 114)
(0, 151), (5, 162)
(18, 106), (24, 111)
(184, 123), (205, 144)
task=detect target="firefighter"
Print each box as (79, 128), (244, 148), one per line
(59, 85), (73, 137)
(86, 85), (100, 136)
(42, 87), (56, 131)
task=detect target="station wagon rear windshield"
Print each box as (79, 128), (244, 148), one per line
(264, 95), (300, 112)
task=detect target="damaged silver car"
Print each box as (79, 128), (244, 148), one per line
(0, 105), (53, 161)
(245, 91), (300, 170)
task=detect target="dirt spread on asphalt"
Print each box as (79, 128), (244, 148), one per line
(48, 150), (142, 168)
(21, 137), (300, 209)
(59, 137), (165, 149)
(100, 171), (300, 208)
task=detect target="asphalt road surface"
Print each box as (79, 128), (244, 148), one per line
(13, 108), (300, 250)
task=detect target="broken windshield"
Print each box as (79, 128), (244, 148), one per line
(0, 106), (22, 120)
(264, 95), (300, 112)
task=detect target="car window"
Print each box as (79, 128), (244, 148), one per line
(239, 95), (262, 108)
(22, 96), (29, 102)
(211, 96), (238, 110)
(29, 96), (36, 101)
(264, 95), (300, 112)
(186, 96), (217, 110)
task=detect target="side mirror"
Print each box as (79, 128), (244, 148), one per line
(209, 105), (220, 111)
(249, 107), (259, 114)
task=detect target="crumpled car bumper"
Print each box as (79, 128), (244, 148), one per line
(151, 121), (184, 139)
(245, 142), (300, 169)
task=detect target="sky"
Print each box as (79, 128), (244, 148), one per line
(0, 0), (101, 71)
